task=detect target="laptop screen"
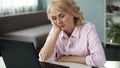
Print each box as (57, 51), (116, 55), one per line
(0, 37), (41, 68)
(0, 37), (69, 68)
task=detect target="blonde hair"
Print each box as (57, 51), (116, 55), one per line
(47, 0), (84, 26)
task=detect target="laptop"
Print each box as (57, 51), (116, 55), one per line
(0, 37), (69, 68)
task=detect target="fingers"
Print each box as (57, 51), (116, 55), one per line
(56, 56), (68, 62)
(56, 57), (64, 62)
(50, 20), (61, 32)
(51, 20), (57, 27)
(50, 17), (56, 26)
(49, 15), (61, 32)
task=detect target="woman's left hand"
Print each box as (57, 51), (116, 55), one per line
(56, 55), (74, 62)
(55, 55), (86, 64)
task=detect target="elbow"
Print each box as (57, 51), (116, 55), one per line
(41, 57), (50, 62)
(94, 57), (106, 67)
(39, 53), (50, 62)
(86, 55), (106, 67)
(96, 55), (106, 67)
(95, 59), (106, 67)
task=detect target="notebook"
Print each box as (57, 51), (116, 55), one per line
(0, 37), (69, 68)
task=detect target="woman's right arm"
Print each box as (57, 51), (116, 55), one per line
(39, 20), (61, 61)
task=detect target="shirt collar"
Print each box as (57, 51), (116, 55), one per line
(61, 31), (68, 39)
(60, 26), (81, 39)
(71, 26), (80, 38)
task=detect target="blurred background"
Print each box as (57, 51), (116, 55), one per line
(0, 0), (120, 61)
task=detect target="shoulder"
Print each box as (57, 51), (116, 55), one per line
(82, 21), (96, 29)
(79, 21), (97, 33)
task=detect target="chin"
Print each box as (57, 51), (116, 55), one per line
(60, 26), (66, 30)
(61, 28), (65, 30)
(61, 28), (67, 32)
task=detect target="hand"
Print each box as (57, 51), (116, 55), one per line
(56, 55), (72, 62)
(55, 55), (86, 64)
(50, 18), (61, 32)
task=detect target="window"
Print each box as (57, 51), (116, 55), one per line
(0, 0), (38, 15)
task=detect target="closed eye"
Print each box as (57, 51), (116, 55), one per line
(51, 16), (57, 20)
(59, 14), (65, 18)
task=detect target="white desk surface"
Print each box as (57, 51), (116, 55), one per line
(52, 61), (91, 68)
(0, 57), (120, 68)
(0, 57), (6, 68)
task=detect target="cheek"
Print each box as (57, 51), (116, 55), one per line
(63, 17), (73, 25)
(63, 19), (68, 24)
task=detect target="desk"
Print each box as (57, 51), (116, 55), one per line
(51, 61), (91, 68)
(104, 61), (120, 68)
(0, 57), (6, 68)
(0, 57), (120, 68)
(0, 57), (91, 68)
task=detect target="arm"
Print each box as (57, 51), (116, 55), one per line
(39, 20), (61, 61)
(56, 24), (106, 67)
(56, 55), (86, 64)
(86, 24), (106, 67)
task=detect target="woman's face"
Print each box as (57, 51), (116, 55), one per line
(50, 7), (75, 32)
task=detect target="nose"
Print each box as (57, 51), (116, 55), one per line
(57, 18), (63, 24)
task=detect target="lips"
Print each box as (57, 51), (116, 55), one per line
(59, 25), (64, 28)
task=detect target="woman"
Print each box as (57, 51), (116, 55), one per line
(39, 0), (106, 67)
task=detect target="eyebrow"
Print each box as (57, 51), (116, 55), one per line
(50, 12), (65, 17)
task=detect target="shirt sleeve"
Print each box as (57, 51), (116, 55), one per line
(86, 24), (106, 67)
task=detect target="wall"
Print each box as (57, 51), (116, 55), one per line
(77, 0), (105, 42)
(46, 0), (105, 42)
(38, 0), (47, 10)
(38, 0), (44, 10)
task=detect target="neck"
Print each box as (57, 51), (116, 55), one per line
(65, 26), (75, 37)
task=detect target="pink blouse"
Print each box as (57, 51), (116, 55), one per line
(42, 21), (106, 67)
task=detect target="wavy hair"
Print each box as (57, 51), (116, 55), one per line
(47, 0), (84, 26)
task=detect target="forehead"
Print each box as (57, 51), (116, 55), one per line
(50, 6), (66, 16)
